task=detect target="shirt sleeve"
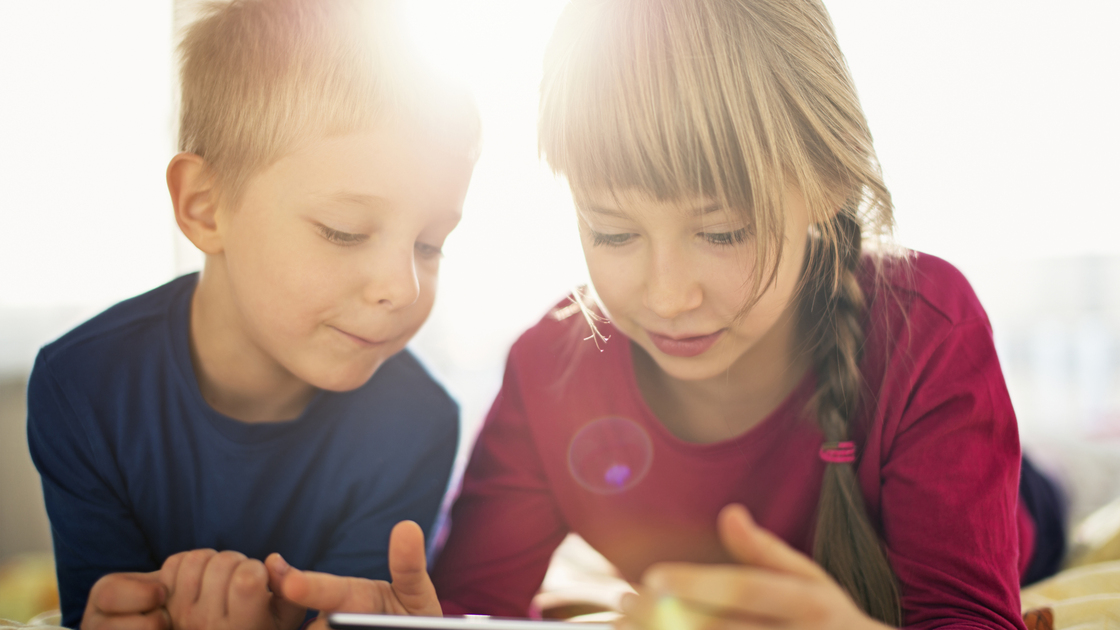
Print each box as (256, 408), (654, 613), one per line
(431, 343), (570, 617)
(876, 318), (1026, 630)
(26, 354), (160, 629)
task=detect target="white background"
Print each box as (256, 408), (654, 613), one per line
(1, 0), (1118, 443)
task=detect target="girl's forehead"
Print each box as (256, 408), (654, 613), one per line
(575, 187), (725, 218)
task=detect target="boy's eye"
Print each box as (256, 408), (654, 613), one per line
(590, 231), (635, 247)
(317, 224), (367, 246)
(415, 242), (443, 260)
(702, 228), (748, 247)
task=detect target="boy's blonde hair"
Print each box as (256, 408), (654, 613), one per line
(540, 0), (902, 624)
(178, 0), (479, 207)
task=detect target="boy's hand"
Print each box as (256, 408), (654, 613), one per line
(81, 571), (170, 630)
(267, 520), (441, 630)
(161, 549), (307, 630)
(619, 504), (892, 630)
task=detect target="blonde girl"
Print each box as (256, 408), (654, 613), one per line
(270, 0), (1057, 628)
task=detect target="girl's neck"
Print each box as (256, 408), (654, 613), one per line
(633, 307), (810, 444)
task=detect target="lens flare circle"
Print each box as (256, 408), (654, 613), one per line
(567, 416), (653, 494)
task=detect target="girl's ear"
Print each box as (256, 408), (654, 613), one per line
(166, 152), (223, 255)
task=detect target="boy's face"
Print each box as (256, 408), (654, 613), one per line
(212, 120), (473, 392)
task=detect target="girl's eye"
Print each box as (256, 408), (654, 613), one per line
(415, 242), (443, 260)
(317, 224), (367, 246)
(590, 231), (635, 247)
(702, 228), (748, 247)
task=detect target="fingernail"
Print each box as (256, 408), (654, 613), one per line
(274, 554), (291, 574)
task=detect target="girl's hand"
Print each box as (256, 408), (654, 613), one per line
(266, 520), (442, 630)
(619, 504), (892, 630)
(160, 549), (306, 630)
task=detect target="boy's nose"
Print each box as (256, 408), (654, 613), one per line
(642, 246), (702, 319)
(363, 247), (421, 309)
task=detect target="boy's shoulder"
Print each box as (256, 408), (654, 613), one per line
(36, 274), (197, 379)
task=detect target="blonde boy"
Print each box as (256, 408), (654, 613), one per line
(26, 1), (478, 628)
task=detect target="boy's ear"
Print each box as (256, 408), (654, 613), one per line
(167, 152), (224, 255)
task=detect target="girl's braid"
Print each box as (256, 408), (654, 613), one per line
(803, 212), (902, 626)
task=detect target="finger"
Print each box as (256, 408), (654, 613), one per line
(265, 553), (290, 596)
(89, 573), (168, 615)
(160, 554), (186, 592)
(279, 564), (389, 614)
(718, 504), (828, 581)
(642, 563), (810, 622)
(266, 554), (314, 629)
(621, 589), (769, 630)
(82, 609), (172, 630)
(199, 550), (247, 616)
(171, 549), (217, 606)
(228, 559), (273, 629)
(388, 521), (441, 617)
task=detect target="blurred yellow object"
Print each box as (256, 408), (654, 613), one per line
(1022, 562), (1120, 628)
(1068, 496), (1120, 569)
(0, 554), (58, 625)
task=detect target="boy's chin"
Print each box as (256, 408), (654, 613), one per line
(301, 360), (386, 393)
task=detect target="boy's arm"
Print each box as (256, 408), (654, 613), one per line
(26, 354), (161, 628)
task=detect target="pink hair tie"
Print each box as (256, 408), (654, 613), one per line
(819, 441), (856, 464)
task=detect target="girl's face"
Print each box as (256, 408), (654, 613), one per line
(577, 186), (813, 383)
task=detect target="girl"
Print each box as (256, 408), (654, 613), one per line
(271, 0), (1061, 628)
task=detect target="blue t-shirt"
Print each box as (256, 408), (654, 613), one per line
(26, 274), (459, 628)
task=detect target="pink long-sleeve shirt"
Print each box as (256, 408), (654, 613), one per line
(434, 252), (1030, 630)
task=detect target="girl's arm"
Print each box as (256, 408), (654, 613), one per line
(872, 316), (1025, 629)
(431, 340), (571, 616)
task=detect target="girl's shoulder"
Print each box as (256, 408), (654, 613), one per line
(864, 250), (991, 330)
(505, 293), (629, 391)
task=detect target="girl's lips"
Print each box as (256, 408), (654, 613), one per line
(646, 329), (725, 358)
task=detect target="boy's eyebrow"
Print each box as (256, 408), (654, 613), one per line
(319, 192), (390, 209)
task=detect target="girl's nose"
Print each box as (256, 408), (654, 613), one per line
(643, 246), (703, 320)
(362, 245), (421, 309)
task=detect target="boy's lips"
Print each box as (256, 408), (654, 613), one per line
(645, 329), (725, 358)
(331, 326), (385, 348)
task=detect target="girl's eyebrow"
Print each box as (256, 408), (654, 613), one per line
(689, 203), (722, 217)
(585, 202), (722, 218)
(584, 205), (628, 218)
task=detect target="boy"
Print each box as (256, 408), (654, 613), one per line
(26, 0), (479, 628)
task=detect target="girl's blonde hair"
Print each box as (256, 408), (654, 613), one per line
(540, 0), (902, 624)
(178, 0), (479, 208)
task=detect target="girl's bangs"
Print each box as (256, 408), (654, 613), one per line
(540, 0), (769, 212)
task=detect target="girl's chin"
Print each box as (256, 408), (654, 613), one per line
(639, 344), (740, 383)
